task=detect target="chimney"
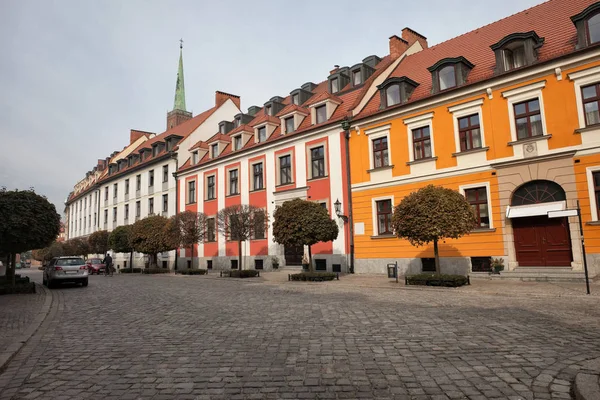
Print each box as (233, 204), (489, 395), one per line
(330, 65), (340, 75)
(215, 91), (241, 109)
(402, 27), (428, 49)
(130, 129), (147, 145)
(389, 35), (409, 59)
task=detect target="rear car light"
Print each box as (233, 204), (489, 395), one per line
(80, 266), (87, 270)
(54, 266), (63, 271)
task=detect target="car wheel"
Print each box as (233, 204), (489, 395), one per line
(82, 279), (88, 287)
(47, 279), (53, 289)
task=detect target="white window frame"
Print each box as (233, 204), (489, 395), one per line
(228, 168), (239, 196)
(458, 182), (493, 229)
(187, 179), (196, 204)
(251, 161), (264, 191)
(233, 135), (242, 151)
(277, 152), (293, 186)
(568, 65), (600, 129)
(310, 99), (340, 125)
(404, 112), (435, 162)
(501, 80), (548, 142)
(192, 151), (199, 165)
(307, 141), (329, 179)
(365, 124), (392, 170)
(586, 165), (600, 221)
(371, 195), (395, 236)
(448, 99), (486, 153)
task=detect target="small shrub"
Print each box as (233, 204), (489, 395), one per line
(290, 272), (337, 282)
(141, 268), (171, 274)
(120, 268), (142, 273)
(223, 270), (260, 278)
(177, 269), (208, 275)
(406, 274), (468, 287)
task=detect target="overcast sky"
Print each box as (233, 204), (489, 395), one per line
(0, 0), (543, 214)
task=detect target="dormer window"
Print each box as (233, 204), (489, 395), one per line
(352, 70), (361, 86)
(192, 151), (199, 165)
(234, 118), (240, 127)
(316, 105), (327, 124)
(490, 32), (544, 74)
(233, 135), (242, 151)
(265, 105), (272, 116)
(219, 124), (225, 133)
(292, 93), (299, 105)
(258, 126), (267, 143)
(285, 117), (295, 134)
(331, 78), (339, 93)
(572, 3), (600, 48)
(349, 63), (374, 87)
(290, 88), (314, 106)
(152, 146), (158, 157)
(211, 144), (218, 158)
(377, 77), (419, 109)
(427, 57), (474, 94)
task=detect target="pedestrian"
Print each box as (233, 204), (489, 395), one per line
(102, 253), (113, 276)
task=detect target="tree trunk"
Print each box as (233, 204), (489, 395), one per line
(433, 239), (440, 274)
(9, 253), (16, 286)
(129, 250), (133, 271)
(191, 245), (194, 269)
(308, 245), (313, 272)
(238, 240), (243, 271)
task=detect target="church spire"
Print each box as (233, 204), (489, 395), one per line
(173, 39), (187, 112)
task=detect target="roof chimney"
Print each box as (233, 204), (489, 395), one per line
(389, 35), (409, 59)
(130, 129), (147, 145)
(402, 27), (428, 49)
(330, 65), (340, 75)
(215, 91), (241, 109)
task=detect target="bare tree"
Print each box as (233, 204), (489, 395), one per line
(170, 211), (208, 269)
(217, 205), (267, 271)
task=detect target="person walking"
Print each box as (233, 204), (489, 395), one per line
(102, 253), (113, 276)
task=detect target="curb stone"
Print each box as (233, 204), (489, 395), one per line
(574, 357), (600, 400)
(0, 284), (52, 375)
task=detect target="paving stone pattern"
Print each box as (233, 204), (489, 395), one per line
(1, 271), (600, 399)
(0, 288), (45, 356)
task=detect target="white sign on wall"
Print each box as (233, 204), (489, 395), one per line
(354, 222), (365, 235)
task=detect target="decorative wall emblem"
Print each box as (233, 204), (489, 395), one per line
(524, 142), (537, 158)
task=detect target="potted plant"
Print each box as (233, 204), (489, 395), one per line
(491, 258), (504, 274)
(270, 256), (280, 270)
(301, 254), (309, 271)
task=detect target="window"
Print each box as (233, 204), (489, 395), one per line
(94, 212), (96, 225)
(188, 181), (196, 204)
(83, 216), (86, 228)
(125, 179), (129, 195)
(253, 210), (266, 239)
(458, 114), (482, 151)
(279, 155), (292, 185)
(84, 198), (86, 209)
(465, 187), (489, 228)
(149, 170), (154, 187)
(135, 201), (140, 217)
(206, 218), (216, 242)
(104, 209), (108, 224)
(316, 105), (327, 124)
(163, 165), (169, 183)
(588, 13), (600, 44)
(582, 83), (600, 126)
(113, 207), (117, 222)
(234, 118), (240, 127)
(192, 151), (199, 164)
(253, 163), (263, 190)
(503, 46), (525, 71)
(207, 176), (215, 200)
(331, 78), (339, 93)
(514, 99), (542, 139)
(257, 127), (267, 143)
(104, 186), (108, 201)
(311, 146), (325, 178)
(352, 70), (361, 86)
(148, 198), (154, 214)
(292, 93), (299, 105)
(376, 200), (392, 235)
(136, 175), (141, 191)
(211, 144), (218, 158)
(125, 204), (129, 220)
(265, 105), (272, 116)
(412, 126), (432, 160)
(234, 135), (242, 151)
(438, 65), (456, 90)
(219, 124), (225, 134)
(162, 194), (168, 213)
(285, 117), (294, 134)
(113, 183), (117, 198)
(372, 137), (389, 168)
(229, 169), (239, 195)
(386, 84), (401, 107)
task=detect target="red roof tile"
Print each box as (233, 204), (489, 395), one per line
(276, 104), (310, 117)
(305, 92), (343, 106)
(250, 114), (280, 127)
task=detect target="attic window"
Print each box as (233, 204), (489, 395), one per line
(257, 126), (267, 143)
(377, 77), (419, 109)
(234, 118), (240, 128)
(285, 117), (295, 134)
(316, 105), (327, 124)
(192, 151), (199, 165)
(588, 13), (600, 43)
(572, 3), (600, 48)
(265, 105), (272, 116)
(490, 31), (544, 74)
(219, 124), (225, 134)
(352, 70), (361, 86)
(211, 144), (218, 158)
(427, 57), (474, 94)
(331, 78), (339, 93)
(386, 85), (401, 106)
(234, 135), (242, 151)
(292, 93), (299, 105)
(152, 146), (158, 157)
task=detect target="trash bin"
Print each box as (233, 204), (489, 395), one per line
(387, 264), (397, 279)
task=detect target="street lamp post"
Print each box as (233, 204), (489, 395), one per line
(340, 117), (355, 274)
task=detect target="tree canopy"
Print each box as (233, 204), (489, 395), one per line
(88, 230), (110, 255)
(217, 205), (266, 270)
(391, 185), (476, 273)
(108, 225), (133, 254)
(131, 215), (177, 267)
(169, 211), (207, 269)
(32, 241), (65, 264)
(63, 237), (91, 257)
(272, 199), (338, 270)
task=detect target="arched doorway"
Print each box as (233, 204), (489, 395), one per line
(510, 180), (572, 267)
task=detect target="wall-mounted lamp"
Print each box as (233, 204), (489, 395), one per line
(334, 199), (348, 222)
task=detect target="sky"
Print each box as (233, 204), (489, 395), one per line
(0, 0), (543, 214)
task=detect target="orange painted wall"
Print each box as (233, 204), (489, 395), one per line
(574, 153), (600, 255)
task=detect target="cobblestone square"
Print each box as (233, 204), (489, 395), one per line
(1, 271), (599, 399)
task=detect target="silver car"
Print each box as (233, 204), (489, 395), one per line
(43, 257), (89, 288)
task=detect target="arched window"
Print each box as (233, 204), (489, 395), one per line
(510, 180), (566, 206)
(386, 84), (401, 107)
(587, 12), (600, 44)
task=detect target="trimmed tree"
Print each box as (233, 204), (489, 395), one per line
(0, 188), (61, 285)
(169, 211), (208, 269)
(216, 205), (266, 271)
(88, 230), (110, 257)
(391, 185), (476, 274)
(272, 199), (339, 272)
(131, 215), (177, 268)
(108, 225), (133, 269)
(32, 241), (65, 266)
(63, 238), (91, 258)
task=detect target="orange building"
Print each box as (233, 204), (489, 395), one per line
(347, 0), (600, 279)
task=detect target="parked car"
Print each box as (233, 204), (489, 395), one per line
(86, 258), (105, 275)
(43, 257), (88, 288)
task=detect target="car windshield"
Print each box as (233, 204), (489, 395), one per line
(56, 258), (84, 266)
(90, 259), (102, 264)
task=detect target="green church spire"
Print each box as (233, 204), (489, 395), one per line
(173, 39), (187, 111)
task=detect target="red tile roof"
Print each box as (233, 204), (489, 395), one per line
(189, 140), (209, 151)
(206, 133), (231, 143)
(250, 114), (281, 127)
(357, 0), (596, 119)
(276, 104), (310, 117)
(305, 92), (343, 106)
(228, 124), (254, 135)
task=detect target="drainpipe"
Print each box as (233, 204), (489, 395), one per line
(341, 118), (355, 274)
(170, 151), (179, 270)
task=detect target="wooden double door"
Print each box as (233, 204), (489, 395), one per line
(512, 216), (572, 267)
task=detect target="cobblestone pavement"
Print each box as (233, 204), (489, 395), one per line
(1, 270), (600, 400)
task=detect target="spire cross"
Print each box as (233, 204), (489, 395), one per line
(179, 38), (183, 49)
